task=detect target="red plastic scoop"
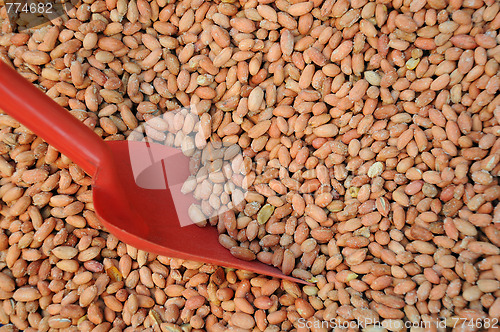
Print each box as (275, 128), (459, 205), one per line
(0, 61), (307, 283)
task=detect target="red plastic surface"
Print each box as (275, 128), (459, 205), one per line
(0, 61), (109, 176)
(0, 60), (308, 284)
(96, 141), (307, 282)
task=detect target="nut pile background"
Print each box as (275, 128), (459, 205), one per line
(0, 0), (500, 330)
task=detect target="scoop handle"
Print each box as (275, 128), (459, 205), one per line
(0, 61), (109, 176)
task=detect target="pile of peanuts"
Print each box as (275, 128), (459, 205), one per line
(1, 0), (500, 329)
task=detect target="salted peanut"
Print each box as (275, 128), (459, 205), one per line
(331, 40), (353, 62)
(288, 2), (313, 16)
(395, 14), (418, 33)
(248, 120), (271, 138)
(477, 279), (499, 293)
(50, 39), (82, 59)
(230, 247), (256, 261)
(230, 312), (255, 329)
(52, 246), (78, 259)
(305, 47), (327, 66)
(313, 124), (338, 137)
(310, 227), (333, 243)
(13, 287), (41, 302)
(103, 295), (123, 312)
(0, 0), (498, 327)
(22, 51), (51, 65)
(0, 272), (15, 293)
(349, 79), (369, 101)
(305, 204), (327, 223)
(468, 241), (500, 255)
(257, 204), (275, 225)
(295, 298), (315, 318)
(248, 87), (264, 113)
(9, 196), (31, 216)
(55, 259), (79, 272)
(450, 35), (478, 49)
(230, 18), (256, 33)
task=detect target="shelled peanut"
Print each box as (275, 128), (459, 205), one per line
(0, 0), (500, 330)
